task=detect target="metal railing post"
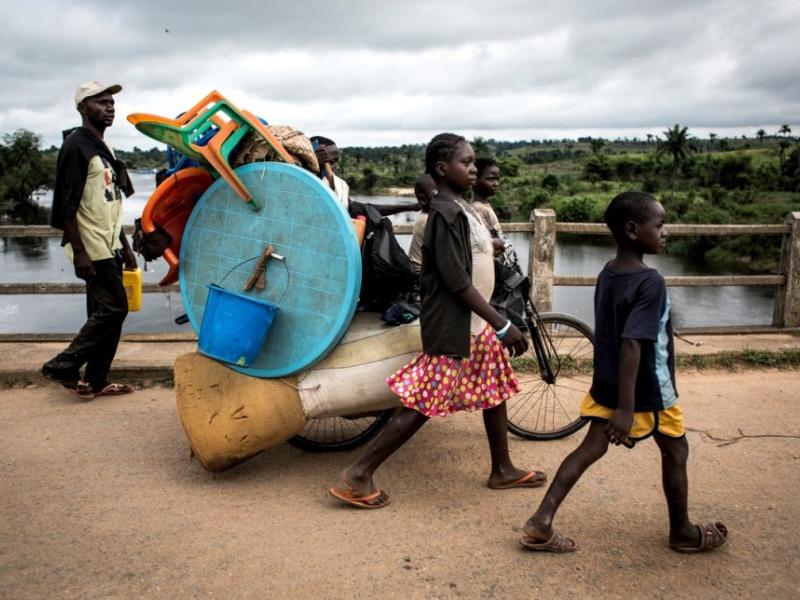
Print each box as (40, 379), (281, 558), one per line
(773, 211), (800, 327)
(530, 208), (556, 312)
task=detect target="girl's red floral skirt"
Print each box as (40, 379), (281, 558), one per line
(387, 324), (520, 417)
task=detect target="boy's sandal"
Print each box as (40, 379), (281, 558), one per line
(64, 381), (95, 400)
(519, 531), (577, 553)
(94, 383), (134, 396)
(671, 522), (728, 554)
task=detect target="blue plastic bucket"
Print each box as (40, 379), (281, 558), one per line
(198, 284), (279, 367)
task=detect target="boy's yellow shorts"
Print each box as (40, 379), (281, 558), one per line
(580, 393), (685, 442)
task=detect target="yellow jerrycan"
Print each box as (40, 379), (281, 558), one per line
(123, 267), (142, 312)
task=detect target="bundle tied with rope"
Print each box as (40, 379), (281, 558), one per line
(231, 125), (320, 174)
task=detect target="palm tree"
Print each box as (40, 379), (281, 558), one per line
(658, 124), (695, 198)
(779, 124), (792, 137)
(756, 129), (766, 145)
(709, 132), (717, 150)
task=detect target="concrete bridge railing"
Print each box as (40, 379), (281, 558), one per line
(1, 211), (798, 330)
(398, 210), (799, 328)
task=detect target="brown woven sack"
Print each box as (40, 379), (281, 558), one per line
(231, 124), (320, 174)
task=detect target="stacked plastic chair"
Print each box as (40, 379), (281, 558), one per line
(140, 167), (214, 285)
(128, 90), (295, 210)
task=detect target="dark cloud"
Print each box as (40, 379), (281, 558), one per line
(0, 0), (797, 148)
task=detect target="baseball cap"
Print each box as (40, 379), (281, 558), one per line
(74, 81), (122, 107)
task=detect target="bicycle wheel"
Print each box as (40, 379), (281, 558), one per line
(287, 410), (393, 452)
(507, 312), (594, 440)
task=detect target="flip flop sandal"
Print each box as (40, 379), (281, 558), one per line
(95, 383), (134, 396)
(671, 522), (728, 554)
(519, 531), (578, 553)
(489, 470), (548, 490)
(328, 487), (391, 509)
(64, 381), (95, 400)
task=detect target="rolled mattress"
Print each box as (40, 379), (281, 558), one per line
(174, 313), (420, 471)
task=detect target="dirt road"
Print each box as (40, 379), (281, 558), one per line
(1, 370), (799, 599)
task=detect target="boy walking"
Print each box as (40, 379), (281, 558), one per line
(520, 191), (728, 554)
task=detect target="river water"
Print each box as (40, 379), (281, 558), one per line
(0, 172), (774, 333)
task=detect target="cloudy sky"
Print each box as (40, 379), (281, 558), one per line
(2, 0), (798, 150)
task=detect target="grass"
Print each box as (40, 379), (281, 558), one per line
(510, 348), (800, 376)
(0, 374), (176, 390)
(1, 351), (796, 390)
(675, 348), (800, 371)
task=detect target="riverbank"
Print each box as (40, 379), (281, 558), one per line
(2, 369), (799, 599)
(380, 186), (414, 196)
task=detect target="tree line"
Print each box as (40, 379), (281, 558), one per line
(2, 125), (797, 270)
(0, 131), (171, 221)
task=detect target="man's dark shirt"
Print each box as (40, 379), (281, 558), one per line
(50, 127), (134, 234)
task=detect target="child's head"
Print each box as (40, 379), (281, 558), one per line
(414, 174), (437, 213)
(424, 133), (476, 192)
(604, 191), (667, 254)
(474, 157), (501, 198)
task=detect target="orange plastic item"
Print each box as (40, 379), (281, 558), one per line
(240, 108), (295, 164)
(192, 119), (256, 207)
(129, 91), (296, 207)
(168, 90), (227, 126)
(141, 167), (214, 286)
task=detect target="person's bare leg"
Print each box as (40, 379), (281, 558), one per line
(337, 407), (429, 503)
(523, 422), (609, 540)
(482, 402), (543, 487)
(653, 433), (701, 547)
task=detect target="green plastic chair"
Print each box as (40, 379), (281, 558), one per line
(128, 91), (295, 208)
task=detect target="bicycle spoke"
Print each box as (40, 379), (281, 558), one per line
(534, 385), (549, 431)
(506, 314), (593, 439)
(553, 390), (576, 423)
(552, 381), (591, 395)
(509, 380), (547, 421)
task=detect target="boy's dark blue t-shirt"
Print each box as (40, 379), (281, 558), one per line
(590, 264), (678, 412)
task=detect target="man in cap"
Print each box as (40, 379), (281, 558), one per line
(42, 81), (137, 399)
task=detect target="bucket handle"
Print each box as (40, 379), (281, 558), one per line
(216, 251), (290, 306)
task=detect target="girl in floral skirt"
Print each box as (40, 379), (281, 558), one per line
(328, 133), (547, 509)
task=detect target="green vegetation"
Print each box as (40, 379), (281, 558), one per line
(2, 124), (797, 270)
(0, 129), (168, 223)
(513, 348), (800, 373)
(0, 130), (57, 221)
(675, 348), (800, 371)
(341, 126), (798, 272)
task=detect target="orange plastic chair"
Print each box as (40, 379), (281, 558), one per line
(128, 91), (295, 207)
(141, 167), (214, 286)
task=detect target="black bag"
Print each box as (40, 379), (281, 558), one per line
(354, 203), (417, 310)
(491, 259), (530, 332)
